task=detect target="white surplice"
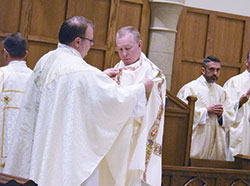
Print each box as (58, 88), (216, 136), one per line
(3, 43), (145, 186)
(0, 61), (32, 171)
(177, 75), (235, 160)
(99, 53), (166, 186)
(223, 70), (250, 158)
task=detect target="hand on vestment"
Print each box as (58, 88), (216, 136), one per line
(103, 68), (119, 78)
(207, 104), (223, 116)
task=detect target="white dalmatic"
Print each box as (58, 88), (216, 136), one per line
(99, 52), (166, 186)
(177, 75), (235, 160)
(224, 70), (250, 158)
(0, 61), (32, 170)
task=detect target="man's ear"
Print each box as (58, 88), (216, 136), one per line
(69, 37), (81, 49)
(75, 37), (81, 45)
(138, 40), (143, 48)
(23, 50), (28, 59)
(201, 66), (205, 75)
(3, 48), (9, 58)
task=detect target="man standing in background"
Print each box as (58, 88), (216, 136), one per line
(223, 51), (250, 160)
(177, 56), (235, 161)
(101, 26), (166, 186)
(0, 32), (32, 171)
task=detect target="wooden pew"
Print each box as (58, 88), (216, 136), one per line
(0, 172), (28, 184)
(162, 91), (250, 185)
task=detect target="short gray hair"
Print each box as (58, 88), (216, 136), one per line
(116, 26), (140, 43)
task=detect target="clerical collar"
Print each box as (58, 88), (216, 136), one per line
(57, 43), (82, 58)
(8, 60), (26, 66)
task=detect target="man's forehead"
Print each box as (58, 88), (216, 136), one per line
(86, 26), (93, 36)
(206, 61), (221, 68)
(116, 35), (136, 46)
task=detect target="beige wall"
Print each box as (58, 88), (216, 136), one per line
(185, 0), (250, 17)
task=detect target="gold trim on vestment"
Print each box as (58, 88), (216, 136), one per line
(0, 69), (24, 93)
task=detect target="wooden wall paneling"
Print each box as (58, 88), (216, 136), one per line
(84, 50), (106, 70)
(170, 8), (186, 95)
(67, 0), (111, 47)
(0, 0), (22, 35)
(214, 16), (244, 65)
(240, 18), (250, 72)
(0, 0), (23, 68)
(29, 0), (66, 39)
(19, 0), (34, 41)
(205, 11), (216, 59)
(140, 0), (150, 54)
(212, 14), (246, 85)
(24, 0), (66, 68)
(171, 7), (250, 94)
(27, 41), (56, 69)
(171, 8), (210, 95)
(182, 9), (209, 61)
(104, 0), (120, 70)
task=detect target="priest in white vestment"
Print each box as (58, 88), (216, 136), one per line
(99, 26), (166, 186)
(223, 51), (250, 159)
(177, 56), (235, 160)
(0, 33), (32, 171)
(3, 16), (153, 186)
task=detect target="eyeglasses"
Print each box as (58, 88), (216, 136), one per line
(79, 37), (95, 45)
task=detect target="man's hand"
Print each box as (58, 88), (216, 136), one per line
(207, 104), (223, 116)
(142, 77), (153, 94)
(239, 88), (250, 108)
(103, 68), (119, 78)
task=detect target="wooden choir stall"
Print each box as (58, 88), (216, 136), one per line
(162, 90), (250, 186)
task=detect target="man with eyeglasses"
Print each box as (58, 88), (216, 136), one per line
(4, 16), (153, 186)
(0, 32), (32, 171)
(99, 26), (166, 186)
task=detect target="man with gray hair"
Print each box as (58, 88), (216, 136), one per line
(0, 32), (32, 171)
(4, 17), (153, 186)
(100, 26), (166, 186)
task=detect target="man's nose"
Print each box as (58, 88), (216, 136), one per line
(122, 50), (127, 56)
(213, 70), (219, 76)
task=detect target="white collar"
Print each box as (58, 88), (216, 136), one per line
(8, 60), (26, 66)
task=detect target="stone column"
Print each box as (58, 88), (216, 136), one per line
(148, 0), (184, 90)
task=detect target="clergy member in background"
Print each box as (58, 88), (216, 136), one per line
(223, 50), (250, 160)
(101, 26), (166, 186)
(3, 16), (153, 186)
(0, 32), (32, 171)
(177, 56), (235, 160)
